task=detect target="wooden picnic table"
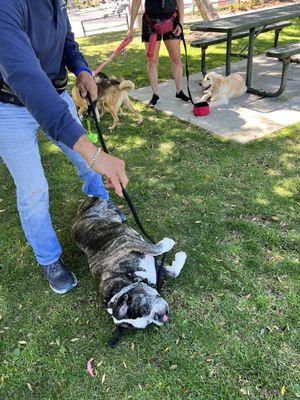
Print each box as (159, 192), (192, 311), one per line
(190, 4), (300, 93)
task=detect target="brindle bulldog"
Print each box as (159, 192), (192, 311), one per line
(72, 197), (187, 329)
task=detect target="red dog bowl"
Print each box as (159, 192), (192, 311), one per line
(193, 101), (211, 117)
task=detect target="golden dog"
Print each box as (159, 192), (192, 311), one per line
(200, 72), (247, 107)
(72, 72), (143, 130)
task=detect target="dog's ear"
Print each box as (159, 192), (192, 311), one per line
(116, 294), (129, 319)
(211, 73), (222, 90)
(77, 197), (99, 215)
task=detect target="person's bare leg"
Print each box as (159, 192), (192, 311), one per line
(145, 40), (161, 95)
(164, 39), (182, 93)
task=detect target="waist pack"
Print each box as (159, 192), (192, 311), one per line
(145, 11), (177, 58)
(0, 75), (68, 106)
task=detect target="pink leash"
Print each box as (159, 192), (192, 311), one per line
(94, 37), (132, 74)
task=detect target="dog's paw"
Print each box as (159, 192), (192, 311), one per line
(159, 238), (176, 253)
(172, 252), (187, 277)
(175, 251), (187, 265)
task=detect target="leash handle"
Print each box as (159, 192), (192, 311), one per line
(94, 37), (132, 74)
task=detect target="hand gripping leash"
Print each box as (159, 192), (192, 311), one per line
(86, 93), (168, 347)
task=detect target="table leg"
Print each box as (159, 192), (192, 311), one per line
(246, 27), (255, 88)
(226, 31), (232, 76)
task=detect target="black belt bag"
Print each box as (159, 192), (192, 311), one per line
(0, 75), (68, 106)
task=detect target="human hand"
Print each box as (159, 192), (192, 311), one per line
(73, 136), (128, 198)
(76, 71), (98, 102)
(93, 151), (128, 197)
(126, 27), (134, 41)
(94, 151), (128, 197)
(173, 24), (182, 37)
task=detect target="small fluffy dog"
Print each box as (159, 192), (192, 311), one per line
(72, 72), (143, 130)
(72, 197), (187, 329)
(200, 72), (247, 107)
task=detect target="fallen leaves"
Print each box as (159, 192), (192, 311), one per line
(280, 386), (286, 396)
(239, 388), (249, 396)
(26, 383), (33, 393)
(87, 358), (95, 378)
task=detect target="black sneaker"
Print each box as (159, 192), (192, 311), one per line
(41, 258), (77, 294)
(149, 93), (160, 108)
(107, 200), (126, 222)
(175, 90), (190, 102)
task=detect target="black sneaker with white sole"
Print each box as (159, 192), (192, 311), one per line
(149, 93), (160, 108)
(175, 90), (190, 102)
(41, 258), (77, 294)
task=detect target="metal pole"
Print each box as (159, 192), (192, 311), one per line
(246, 27), (255, 88)
(225, 30), (232, 76)
(81, 21), (86, 37)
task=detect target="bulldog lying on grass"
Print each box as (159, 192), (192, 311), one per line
(72, 197), (187, 329)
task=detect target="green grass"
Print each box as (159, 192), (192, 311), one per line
(1, 21), (300, 400)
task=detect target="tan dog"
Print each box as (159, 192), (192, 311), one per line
(200, 72), (247, 107)
(72, 72), (143, 130)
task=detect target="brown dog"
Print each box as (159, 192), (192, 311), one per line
(72, 72), (143, 130)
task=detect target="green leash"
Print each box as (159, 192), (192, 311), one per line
(86, 118), (98, 144)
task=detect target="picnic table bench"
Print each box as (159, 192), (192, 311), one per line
(190, 21), (291, 76)
(190, 4), (300, 97)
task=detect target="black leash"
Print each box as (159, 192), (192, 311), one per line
(178, 23), (203, 106)
(87, 93), (156, 245)
(86, 93), (168, 346)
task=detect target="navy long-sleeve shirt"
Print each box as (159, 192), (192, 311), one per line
(0, 0), (87, 148)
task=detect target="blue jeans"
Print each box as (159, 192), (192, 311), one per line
(0, 91), (109, 266)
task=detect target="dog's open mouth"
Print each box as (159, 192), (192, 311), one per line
(153, 311), (169, 326)
(202, 83), (212, 91)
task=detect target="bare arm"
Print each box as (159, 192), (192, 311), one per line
(174, 0), (184, 36)
(126, 0), (142, 39)
(176, 0), (184, 24)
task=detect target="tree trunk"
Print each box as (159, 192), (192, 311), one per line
(193, 0), (219, 21)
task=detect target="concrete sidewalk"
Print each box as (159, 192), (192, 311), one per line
(130, 55), (300, 144)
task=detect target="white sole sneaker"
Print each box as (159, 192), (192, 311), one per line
(49, 272), (78, 295)
(149, 99), (160, 108)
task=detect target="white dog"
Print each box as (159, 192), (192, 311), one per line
(200, 72), (247, 107)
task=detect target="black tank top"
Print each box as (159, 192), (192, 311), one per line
(145, 0), (177, 19)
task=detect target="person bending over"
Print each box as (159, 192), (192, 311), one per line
(127, 0), (190, 108)
(0, 0), (128, 294)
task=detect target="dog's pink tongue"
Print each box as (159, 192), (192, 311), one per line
(162, 315), (169, 322)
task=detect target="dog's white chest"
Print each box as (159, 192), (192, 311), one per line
(135, 255), (157, 285)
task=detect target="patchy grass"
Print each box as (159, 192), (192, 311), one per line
(1, 20), (300, 400)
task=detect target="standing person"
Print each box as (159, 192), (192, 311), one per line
(126, 0), (189, 107)
(0, 0), (128, 294)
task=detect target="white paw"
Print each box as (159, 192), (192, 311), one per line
(160, 237), (176, 253)
(175, 251), (187, 265)
(173, 251), (187, 275)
